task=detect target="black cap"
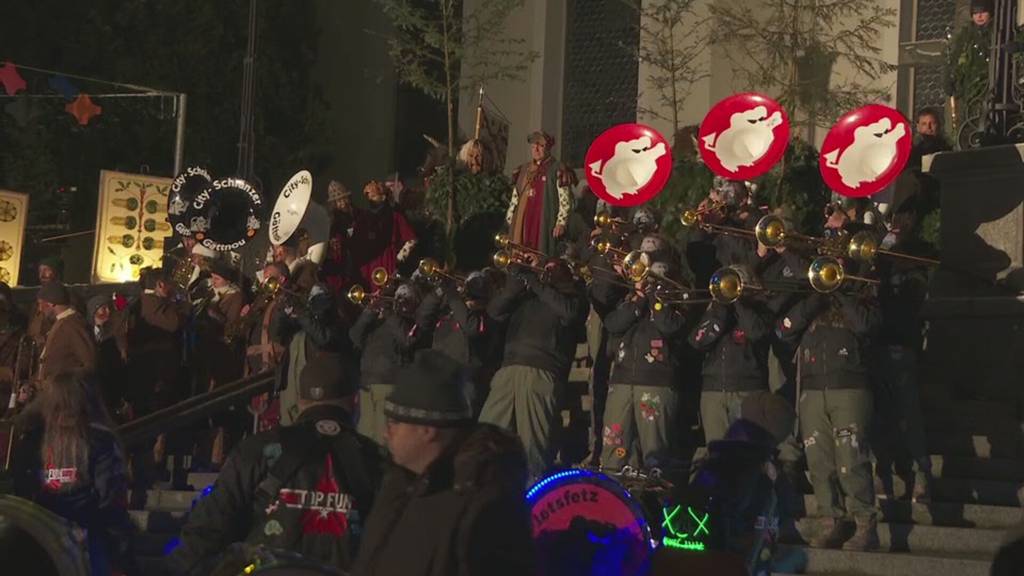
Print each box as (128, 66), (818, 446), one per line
(385, 350), (473, 427)
(37, 282), (69, 306)
(971, 0), (993, 14)
(299, 354), (357, 402)
(209, 259), (239, 285)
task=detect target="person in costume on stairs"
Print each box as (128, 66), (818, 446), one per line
(352, 350), (535, 576)
(168, 354), (383, 576)
(27, 256), (66, 350)
(35, 282), (95, 383)
(349, 180), (418, 290)
(505, 130), (576, 256)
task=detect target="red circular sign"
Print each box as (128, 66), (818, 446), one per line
(698, 93), (790, 180)
(584, 123), (673, 207)
(819, 104), (911, 199)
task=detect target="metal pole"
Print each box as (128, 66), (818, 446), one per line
(173, 93), (187, 175)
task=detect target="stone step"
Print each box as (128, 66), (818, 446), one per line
(893, 475), (1022, 507)
(794, 519), (1004, 555)
(778, 547), (992, 576)
(926, 434), (1019, 459)
(804, 495), (1023, 529)
(186, 472), (219, 491)
(929, 455), (1024, 483)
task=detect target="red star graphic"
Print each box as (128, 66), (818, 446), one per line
(0, 62), (26, 96)
(301, 453), (350, 536)
(65, 93), (102, 126)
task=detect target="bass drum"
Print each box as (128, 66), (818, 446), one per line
(0, 495), (90, 576)
(527, 468), (655, 576)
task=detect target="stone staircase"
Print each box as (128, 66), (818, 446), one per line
(125, 347), (1024, 575)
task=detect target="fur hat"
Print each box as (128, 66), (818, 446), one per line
(385, 350), (473, 427)
(208, 259), (239, 285)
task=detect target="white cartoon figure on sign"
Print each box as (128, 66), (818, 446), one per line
(703, 106), (783, 172)
(823, 117), (907, 189)
(588, 136), (667, 200)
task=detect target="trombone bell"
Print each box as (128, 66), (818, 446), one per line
(371, 267), (390, 287)
(808, 257), (845, 293)
(347, 285), (367, 305)
(680, 210), (699, 227)
(418, 258), (439, 277)
(709, 268), (745, 304)
(755, 214), (787, 248)
(847, 231), (878, 262)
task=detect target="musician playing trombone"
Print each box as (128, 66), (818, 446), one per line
(599, 257), (688, 476)
(479, 254), (587, 478)
(688, 269), (773, 449)
(349, 281), (442, 444)
(776, 256), (882, 551)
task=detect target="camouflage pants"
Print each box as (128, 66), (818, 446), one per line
(600, 383), (679, 472)
(800, 388), (876, 520)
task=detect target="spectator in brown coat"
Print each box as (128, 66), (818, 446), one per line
(36, 282), (95, 382)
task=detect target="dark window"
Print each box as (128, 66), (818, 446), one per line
(913, 0), (957, 110)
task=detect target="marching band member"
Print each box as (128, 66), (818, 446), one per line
(599, 258), (688, 473)
(776, 261), (882, 551)
(349, 281), (441, 444)
(479, 257), (587, 478)
(87, 294), (130, 419)
(688, 279), (772, 447)
(272, 237), (320, 293)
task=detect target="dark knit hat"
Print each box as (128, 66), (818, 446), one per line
(37, 282), (69, 306)
(740, 391), (796, 446)
(38, 256), (63, 276)
(971, 0), (994, 14)
(299, 354), (356, 402)
(385, 350), (473, 427)
(209, 259), (239, 285)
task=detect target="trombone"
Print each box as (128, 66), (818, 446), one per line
(418, 258), (466, 289)
(493, 250), (546, 275)
(679, 206), (756, 239)
(753, 214), (847, 258)
(346, 284), (397, 309)
(594, 210), (635, 237)
(807, 256), (880, 293)
(494, 233), (545, 259)
(591, 237), (631, 261)
(846, 231), (941, 266)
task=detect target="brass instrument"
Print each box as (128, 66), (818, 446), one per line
(678, 207), (755, 238)
(493, 250), (546, 274)
(807, 256), (880, 293)
(7, 334), (38, 416)
(679, 201), (728, 227)
(347, 284), (396, 309)
(418, 258), (466, 289)
(591, 237), (630, 261)
(594, 210), (635, 237)
(494, 233), (545, 259)
(371, 267), (391, 288)
(846, 231), (941, 265)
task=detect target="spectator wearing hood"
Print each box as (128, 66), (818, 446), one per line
(353, 351), (534, 576)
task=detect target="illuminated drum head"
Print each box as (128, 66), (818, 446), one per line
(527, 469), (654, 576)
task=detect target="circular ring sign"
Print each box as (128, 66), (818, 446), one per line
(168, 166), (213, 238)
(698, 93), (790, 181)
(585, 123), (673, 207)
(819, 104), (911, 199)
(188, 177), (263, 252)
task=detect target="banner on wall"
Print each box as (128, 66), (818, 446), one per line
(0, 190), (29, 286)
(92, 170), (171, 283)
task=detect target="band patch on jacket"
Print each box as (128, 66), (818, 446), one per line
(265, 453), (355, 537)
(603, 424), (624, 447)
(43, 466), (78, 491)
(731, 329), (746, 345)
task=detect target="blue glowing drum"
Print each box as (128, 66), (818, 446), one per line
(527, 468), (655, 576)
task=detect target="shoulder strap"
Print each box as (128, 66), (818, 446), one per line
(253, 424), (326, 513)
